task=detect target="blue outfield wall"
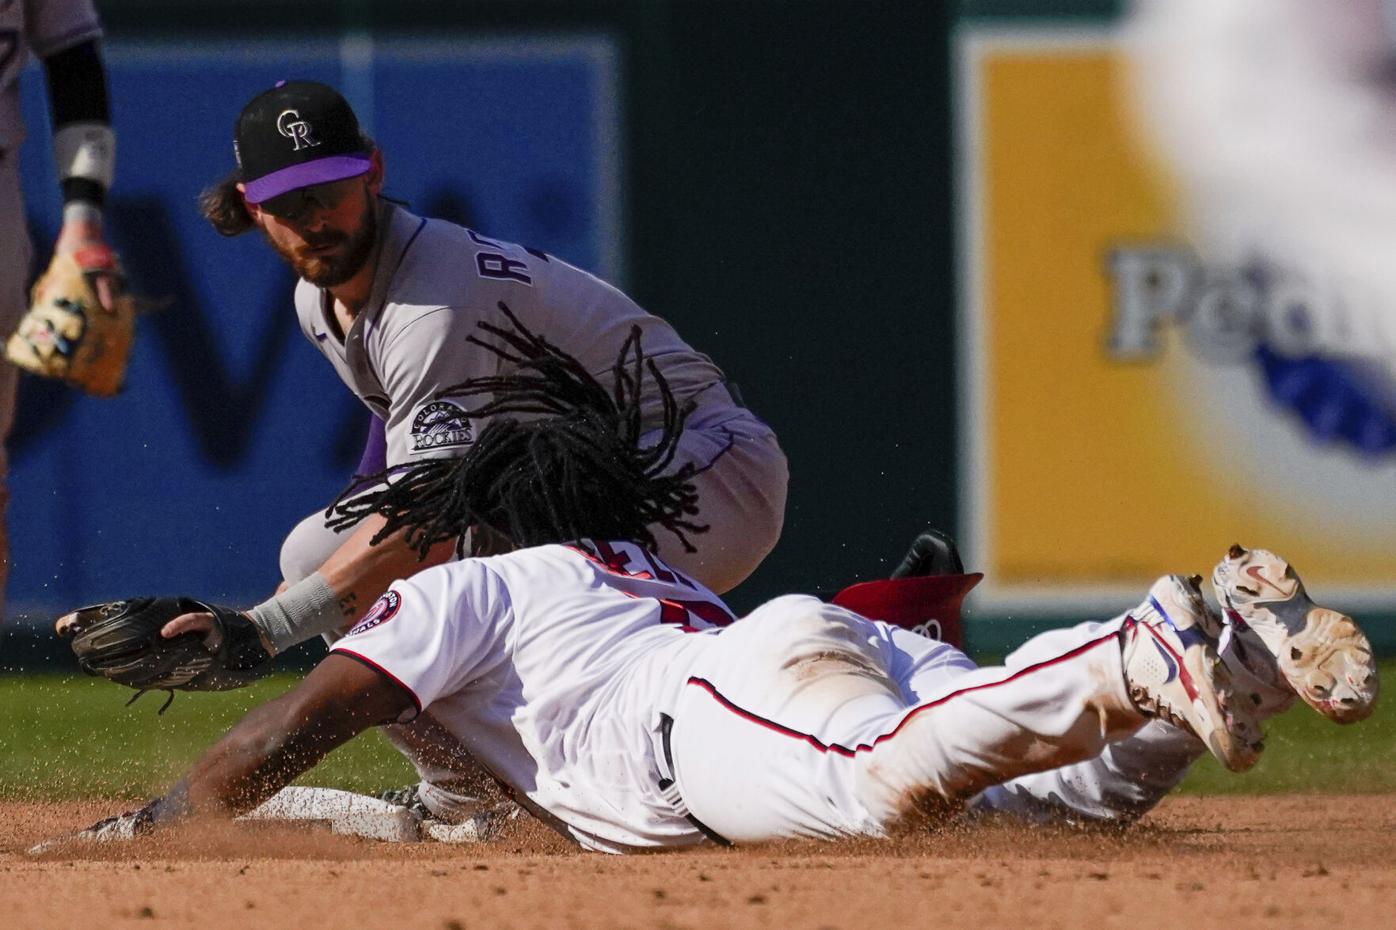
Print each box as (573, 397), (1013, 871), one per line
(8, 36), (620, 621)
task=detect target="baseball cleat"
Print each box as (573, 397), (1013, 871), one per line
(54, 612), (79, 639)
(1122, 574), (1264, 772)
(1212, 545), (1378, 724)
(421, 805), (519, 843)
(378, 783), (515, 844)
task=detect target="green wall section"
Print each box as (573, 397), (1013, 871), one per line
(958, 0), (1122, 18)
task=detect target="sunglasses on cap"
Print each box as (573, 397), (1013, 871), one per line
(257, 177), (359, 221)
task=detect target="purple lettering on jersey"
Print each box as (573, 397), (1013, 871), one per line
(476, 252), (533, 285)
(466, 229), (503, 249)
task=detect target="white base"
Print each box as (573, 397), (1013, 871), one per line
(241, 786), (422, 843)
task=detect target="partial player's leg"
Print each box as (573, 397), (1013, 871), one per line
(667, 595), (965, 841)
(0, 361), (16, 620)
(667, 580), (1260, 843)
(278, 415), (387, 586)
(648, 405), (787, 594)
(974, 545), (1380, 825)
(870, 574), (1259, 823)
(0, 151), (35, 621)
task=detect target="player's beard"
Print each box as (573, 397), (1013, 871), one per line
(272, 205), (379, 288)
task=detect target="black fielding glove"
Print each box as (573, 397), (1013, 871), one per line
(56, 596), (272, 695)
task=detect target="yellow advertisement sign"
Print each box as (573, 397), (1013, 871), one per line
(956, 27), (1396, 611)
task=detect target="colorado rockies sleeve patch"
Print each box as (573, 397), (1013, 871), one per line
(410, 400), (474, 453)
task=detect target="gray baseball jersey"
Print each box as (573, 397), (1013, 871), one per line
(0, 0), (103, 150)
(294, 202), (734, 468)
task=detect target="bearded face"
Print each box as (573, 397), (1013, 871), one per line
(254, 176), (380, 288)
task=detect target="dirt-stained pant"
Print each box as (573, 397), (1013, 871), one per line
(971, 622), (1295, 825)
(667, 596), (1148, 842)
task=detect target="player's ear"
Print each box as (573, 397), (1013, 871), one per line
(365, 148), (385, 196)
(236, 182), (264, 223)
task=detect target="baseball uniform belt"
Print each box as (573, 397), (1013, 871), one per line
(656, 713), (732, 847)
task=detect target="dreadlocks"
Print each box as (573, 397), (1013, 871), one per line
(325, 302), (707, 559)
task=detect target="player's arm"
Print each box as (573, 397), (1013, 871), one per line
(267, 512), (458, 640)
(193, 310), (491, 653)
(41, 38), (116, 269)
(7, 21), (133, 396)
(163, 310), (487, 655)
(160, 516), (457, 657)
(43, 654), (411, 844)
(148, 654), (411, 822)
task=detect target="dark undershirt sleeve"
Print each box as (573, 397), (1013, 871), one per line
(42, 39), (111, 206)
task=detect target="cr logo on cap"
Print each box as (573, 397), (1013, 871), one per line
(276, 109), (320, 151)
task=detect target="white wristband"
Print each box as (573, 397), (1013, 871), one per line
(62, 201), (103, 226)
(53, 121), (116, 187)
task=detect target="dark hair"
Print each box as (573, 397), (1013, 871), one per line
(198, 168), (254, 237)
(198, 135), (377, 237)
(326, 303), (706, 558)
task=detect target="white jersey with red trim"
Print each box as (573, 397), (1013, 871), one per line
(330, 538), (736, 852)
(330, 537), (1177, 852)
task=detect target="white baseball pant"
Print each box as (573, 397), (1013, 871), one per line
(972, 621), (1296, 824)
(666, 596), (1148, 843)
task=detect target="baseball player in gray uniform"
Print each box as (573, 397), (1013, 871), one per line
(0, 0), (118, 618)
(178, 80), (787, 826)
(191, 80), (786, 652)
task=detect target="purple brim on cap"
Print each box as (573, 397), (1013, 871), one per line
(243, 153), (372, 203)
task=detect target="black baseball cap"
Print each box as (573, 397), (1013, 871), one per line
(235, 80), (372, 204)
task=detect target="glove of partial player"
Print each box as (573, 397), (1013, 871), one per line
(5, 244), (135, 396)
(55, 596), (272, 696)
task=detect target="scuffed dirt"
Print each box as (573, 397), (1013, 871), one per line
(0, 795), (1390, 929)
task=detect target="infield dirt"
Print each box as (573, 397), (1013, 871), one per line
(1, 795), (1390, 929)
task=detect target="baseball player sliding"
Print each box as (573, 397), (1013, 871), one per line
(42, 319), (1378, 852)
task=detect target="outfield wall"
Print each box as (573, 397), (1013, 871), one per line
(11, 34), (621, 617)
(6, 1), (1391, 663)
